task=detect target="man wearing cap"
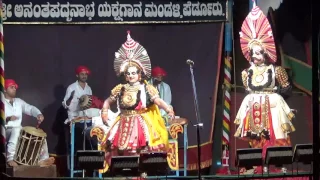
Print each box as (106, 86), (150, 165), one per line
(149, 66), (172, 119)
(4, 79), (54, 167)
(62, 65), (95, 164)
(62, 65), (92, 124)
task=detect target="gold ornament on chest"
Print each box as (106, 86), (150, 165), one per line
(121, 85), (140, 107)
(251, 66), (271, 86)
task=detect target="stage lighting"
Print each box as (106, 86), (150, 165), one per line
(110, 156), (140, 177)
(293, 144), (313, 164)
(139, 152), (168, 176)
(265, 146), (293, 174)
(236, 148), (263, 174)
(292, 144), (313, 173)
(76, 150), (105, 170)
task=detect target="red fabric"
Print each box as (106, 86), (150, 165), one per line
(135, 101), (142, 110)
(5, 79), (18, 89)
(75, 65), (91, 75)
(91, 95), (103, 109)
(151, 66), (167, 77)
(112, 116), (147, 151)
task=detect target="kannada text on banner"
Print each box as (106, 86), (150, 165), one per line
(2, 0), (227, 24)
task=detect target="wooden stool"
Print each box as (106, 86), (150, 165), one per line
(6, 165), (57, 177)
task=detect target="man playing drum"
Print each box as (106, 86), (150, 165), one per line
(4, 79), (54, 167)
(62, 66), (95, 157)
(62, 65), (92, 124)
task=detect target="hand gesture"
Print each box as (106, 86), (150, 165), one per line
(66, 90), (75, 106)
(168, 111), (175, 120)
(37, 114), (44, 123)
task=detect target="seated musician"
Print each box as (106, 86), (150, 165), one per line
(4, 79), (55, 167)
(149, 66), (172, 123)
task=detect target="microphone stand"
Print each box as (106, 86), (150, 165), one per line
(187, 62), (203, 179)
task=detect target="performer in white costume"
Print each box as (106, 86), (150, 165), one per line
(4, 79), (54, 167)
(234, 3), (295, 174)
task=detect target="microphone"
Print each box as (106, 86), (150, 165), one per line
(186, 59), (194, 66)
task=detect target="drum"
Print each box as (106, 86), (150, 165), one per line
(79, 95), (93, 110)
(14, 126), (47, 165)
(79, 95), (103, 110)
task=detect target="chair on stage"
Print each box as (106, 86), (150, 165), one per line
(68, 117), (103, 178)
(68, 95), (105, 178)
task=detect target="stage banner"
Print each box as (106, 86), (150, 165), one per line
(2, 0), (227, 24)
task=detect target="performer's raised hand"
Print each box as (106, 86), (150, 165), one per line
(66, 90), (75, 106)
(37, 114), (44, 122)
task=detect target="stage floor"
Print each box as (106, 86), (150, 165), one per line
(2, 172), (312, 180)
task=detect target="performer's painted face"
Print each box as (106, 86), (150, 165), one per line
(251, 45), (265, 65)
(5, 85), (17, 98)
(77, 72), (88, 83)
(126, 66), (140, 83)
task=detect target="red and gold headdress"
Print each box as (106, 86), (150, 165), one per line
(240, 2), (277, 63)
(114, 31), (151, 77)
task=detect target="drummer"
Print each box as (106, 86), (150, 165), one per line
(4, 79), (55, 167)
(62, 65), (92, 124)
(62, 66), (93, 153)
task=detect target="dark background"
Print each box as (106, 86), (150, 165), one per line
(4, 23), (223, 155)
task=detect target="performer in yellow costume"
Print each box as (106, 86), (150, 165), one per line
(234, 3), (296, 173)
(101, 31), (175, 156)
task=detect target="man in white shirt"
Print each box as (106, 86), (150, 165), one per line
(4, 79), (54, 167)
(62, 65), (92, 124)
(149, 66), (172, 121)
(62, 66), (94, 158)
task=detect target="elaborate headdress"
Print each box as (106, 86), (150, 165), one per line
(239, 2), (277, 63)
(114, 31), (151, 77)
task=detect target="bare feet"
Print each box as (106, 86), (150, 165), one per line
(38, 157), (55, 166)
(7, 160), (18, 167)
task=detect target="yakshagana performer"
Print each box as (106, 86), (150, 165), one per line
(234, 3), (296, 173)
(101, 31), (175, 156)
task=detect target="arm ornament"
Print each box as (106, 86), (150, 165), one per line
(241, 69), (249, 89)
(146, 84), (160, 101)
(275, 66), (290, 88)
(109, 84), (123, 102)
